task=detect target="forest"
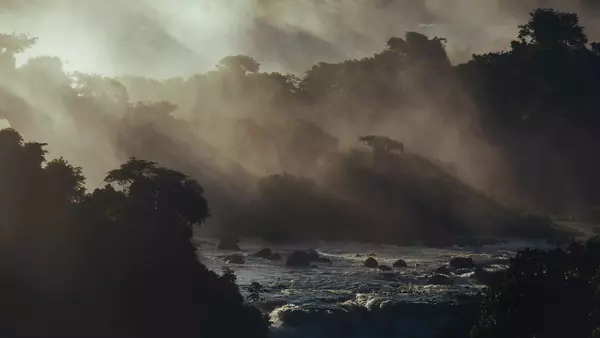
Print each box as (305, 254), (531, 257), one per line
(1, 7), (600, 338)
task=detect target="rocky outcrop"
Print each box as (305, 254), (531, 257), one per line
(267, 253), (282, 261)
(393, 259), (408, 268)
(223, 254), (245, 264)
(306, 249), (321, 261)
(252, 248), (282, 261)
(450, 257), (475, 269)
(473, 266), (506, 285)
(364, 257), (378, 268)
(436, 265), (453, 275)
(217, 236), (240, 250)
(286, 249), (331, 266)
(252, 248), (272, 258)
(427, 274), (454, 286)
(286, 251), (312, 267)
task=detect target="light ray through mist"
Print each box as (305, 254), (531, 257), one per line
(0, 0), (597, 77)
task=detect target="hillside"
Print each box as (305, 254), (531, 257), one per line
(231, 149), (561, 246)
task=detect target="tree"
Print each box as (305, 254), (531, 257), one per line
(0, 33), (37, 55)
(45, 158), (86, 203)
(0, 33), (36, 73)
(472, 237), (600, 338)
(72, 72), (130, 106)
(104, 157), (209, 227)
(516, 9), (588, 49)
(218, 55), (260, 75)
(387, 32), (450, 67)
(359, 135), (404, 153)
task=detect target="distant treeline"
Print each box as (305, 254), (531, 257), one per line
(0, 8), (599, 244)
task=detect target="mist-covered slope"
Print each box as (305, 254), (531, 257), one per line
(232, 149), (559, 246)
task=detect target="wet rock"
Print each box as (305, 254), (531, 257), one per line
(427, 274), (454, 286)
(252, 248), (272, 259)
(223, 254), (245, 264)
(286, 251), (312, 267)
(306, 249), (320, 261)
(393, 259), (408, 268)
(217, 236), (240, 250)
(287, 249), (329, 266)
(267, 253), (282, 261)
(487, 257), (510, 265)
(450, 257), (475, 269)
(454, 268), (474, 276)
(315, 257), (331, 263)
(473, 267), (506, 285)
(379, 265), (392, 271)
(436, 265), (453, 275)
(364, 257), (378, 268)
(367, 253), (377, 257)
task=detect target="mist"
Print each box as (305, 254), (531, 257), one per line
(1, 0), (598, 78)
(0, 0), (599, 241)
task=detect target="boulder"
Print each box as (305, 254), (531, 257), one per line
(223, 254), (245, 264)
(286, 251), (312, 267)
(252, 248), (272, 259)
(452, 269), (473, 276)
(379, 265), (392, 271)
(315, 257), (331, 263)
(473, 267), (506, 286)
(393, 259), (408, 268)
(364, 257), (378, 268)
(436, 265), (453, 275)
(449, 257), (475, 269)
(217, 236), (240, 250)
(454, 268), (474, 276)
(267, 253), (282, 261)
(427, 274), (454, 286)
(306, 249), (320, 261)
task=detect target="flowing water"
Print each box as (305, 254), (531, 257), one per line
(196, 237), (552, 338)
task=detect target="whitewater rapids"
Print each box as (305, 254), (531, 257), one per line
(196, 238), (551, 338)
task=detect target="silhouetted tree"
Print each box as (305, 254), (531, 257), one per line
(472, 237), (600, 338)
(516, 8), (588, 49)
(0, 129), (268, 338)
(218, 55), (260, 75)
(0, 33), (36, 74)
(359, 135), (404, 170)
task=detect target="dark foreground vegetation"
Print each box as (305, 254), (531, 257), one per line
(0, 128), (268, 338)
(472, 236), (600, 338)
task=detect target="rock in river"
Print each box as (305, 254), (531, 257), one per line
(267, 253), (282, 261)
(449, 257), (475, 269)
(252, 248), (272, 259)
(217, 236), (240, 250)
(223, 254), (245, 264)
(364, 257), (378, 268)
(286, 250), (312, 267)
(393, 259), (408, 268)
(427, 274), (454, 286)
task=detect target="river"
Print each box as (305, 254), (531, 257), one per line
(196, 237), (552, 338)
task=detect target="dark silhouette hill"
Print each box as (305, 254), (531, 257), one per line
(234, 146), (559, 246)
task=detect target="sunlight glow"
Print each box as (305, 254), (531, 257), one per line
(0, 119), (11, 130)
